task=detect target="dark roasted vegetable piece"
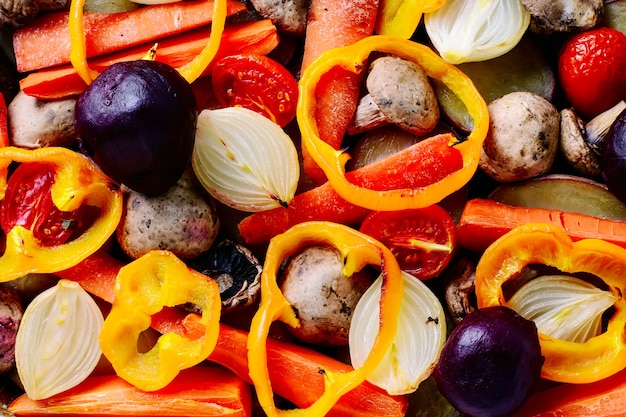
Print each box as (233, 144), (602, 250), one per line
(75, 60), (197, 195)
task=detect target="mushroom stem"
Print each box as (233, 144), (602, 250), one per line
(347, 93), (390, 135)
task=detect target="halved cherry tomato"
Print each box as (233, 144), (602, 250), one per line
(0, 162), (85, 246)
(211, 54), (298, 127)
(359, 205), (457, 280)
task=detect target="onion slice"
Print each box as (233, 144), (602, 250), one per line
(15, 279), (104, 400)
(424, 0), (530, 64)
(349, 271), (446, 395)
(508, 275), (617, 343)
(192, 107), (300, 212)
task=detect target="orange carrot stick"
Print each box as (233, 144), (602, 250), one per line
(238, 133), (463, 245)
(13, 0), (247, 73)
(210, 324), (408, 417)
(457, 198), (626, 252)
(9, 365), (252, 417)
(299, 0), (379, 185)
(19, 20), (279, 100)
(57, 251), (409, 417)
(512, 368), (626, 417)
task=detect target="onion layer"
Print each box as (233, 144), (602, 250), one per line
(192, 107), (300, 212)
(424, 0), (530, 64)
(508, 275), (617, 343)
(15, 279), (104, 400)
(349, 271), (446, 395)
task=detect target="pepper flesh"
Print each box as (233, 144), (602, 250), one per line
(475, 222), (626, 383)
(297, 35), (489, 211)
(99, 250), (221, 392)
(248, 221), (404, 417)
(375, 0), (446, 39)
(0, 146), (122, 282)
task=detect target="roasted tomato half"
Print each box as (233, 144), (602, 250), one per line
(359, 205), (457, 280)
(0, 162), (85, 246)
(211, 54), (298, 127)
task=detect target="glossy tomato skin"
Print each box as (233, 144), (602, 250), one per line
(359, 205), (457, 280)
(0, 162), (84, 246)
(558, 27), (626, 119)
(211, 54), (298, 127)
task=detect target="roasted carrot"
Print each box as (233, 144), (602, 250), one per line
(512, 368), (626, 417)
(13, 0), (247, 73)
(238, 133), (463, 245)
(57, 251), (409, 417)
(19, 19), (279, 100)
(457, 198), (626, 252)
(210, 324), (409, 417)
(299, 0), (378, 185)
(9, 365), (252, 417)
(0, 94), (8, 147)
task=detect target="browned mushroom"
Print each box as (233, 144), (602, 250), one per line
(0, 0), (67, 27)
(519, 0), (604, 34)
(348, 55), (440, 136)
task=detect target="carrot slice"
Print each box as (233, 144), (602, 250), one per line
(9, 365), (252, 417)
(19, 20), (279, 100)
(13, 0), (247, 73)
(299, 0), (378, 185)
(56, 251), (408, 417)
(0, 94), (8, 148)
(457, 198), (626, 252)
(512, 368), (626, 417)
(238, 133), (463, 245)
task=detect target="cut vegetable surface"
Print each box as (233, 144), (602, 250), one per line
(458, 198), (626, 252)
(19, 19), (279, 100)
(9, 365), (252, 417)
(13, 0), (247, 73)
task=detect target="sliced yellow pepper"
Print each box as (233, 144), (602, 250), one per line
(0, 146), (122, 282)
(376, 0), (446, 39)
(248, 221), (404, 417)
(99, 250), (221, 391)
(475, 222), (626, 383)
(297, 35), (489, 212)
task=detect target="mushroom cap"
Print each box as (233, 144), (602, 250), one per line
(559, 108), (601, 178)
(366, 55), (440, 136)
(479, 91), (560, 183)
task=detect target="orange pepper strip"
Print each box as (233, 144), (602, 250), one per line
(248, 221), (404, 417)
(297, 35), (489, 211)
(177, 0), (226, 83)
(0, 146), (122, 282)
(475, 222), (626, 383)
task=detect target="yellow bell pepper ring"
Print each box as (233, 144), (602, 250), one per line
(99, 250), (221, 392)
(475, 222), (626, 384)
(248, 221), (404, 417)
(0, 146), (122, 282)
(376, 0), (446, 39)
(297, 35), (489, 212)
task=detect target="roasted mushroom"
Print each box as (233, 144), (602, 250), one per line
(187, 239), (262, 313)
(116, 169), (220, 260)
(479, 91), (560, 183)
(519, 0), (604, 34)
(0, 0), (68, 27)
(248, 0), (307, 36)
(348, 55), (440, 136)
(8, 92), (76, 148)
(279, 245), (375, 346)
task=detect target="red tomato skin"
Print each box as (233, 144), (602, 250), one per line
(359, 205), (457, 280)
(211, 54), (298, 127)
(558, 27), (626, 119)
(0, 162), (84, 246)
